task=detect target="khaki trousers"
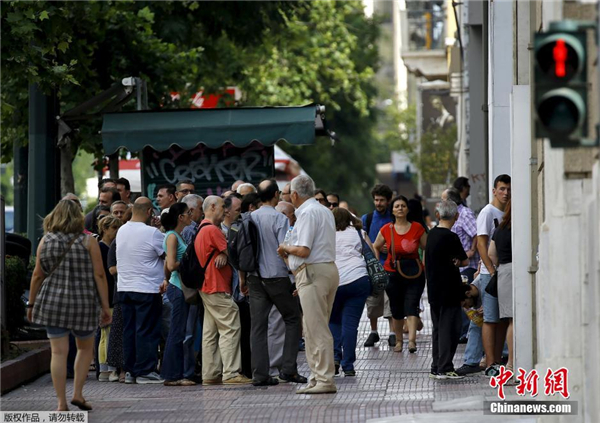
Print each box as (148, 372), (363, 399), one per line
(296, 262), (339, 388)
(199, 292), (242, 381)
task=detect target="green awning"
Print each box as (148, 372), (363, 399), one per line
(102, 104), (320, 154)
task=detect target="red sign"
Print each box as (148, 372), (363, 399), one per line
(170, 87), (239, 109)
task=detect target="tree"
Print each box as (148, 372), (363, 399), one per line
(2, 1), (384, 212)
(1, 1), (301, 192)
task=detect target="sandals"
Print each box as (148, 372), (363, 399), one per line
(70, 399), (92, 411)
(408, 341), (417, 354)
(393, 344), (403, 353)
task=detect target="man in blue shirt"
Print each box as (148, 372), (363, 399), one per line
(361, 184), (395, 347)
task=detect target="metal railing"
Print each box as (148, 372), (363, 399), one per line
(401, 8), (446, 52)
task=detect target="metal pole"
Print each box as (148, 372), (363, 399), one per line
(0, 195), (6, 333)
(27, 84), (58, 247)
(13, 142), (28, 234)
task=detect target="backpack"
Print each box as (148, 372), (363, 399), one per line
(179, 222), (216, 290)
(227, 213), (261, 274)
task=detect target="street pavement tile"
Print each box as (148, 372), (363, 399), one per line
(2, 307), (495, 422)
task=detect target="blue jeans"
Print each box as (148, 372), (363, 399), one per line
(463, 320), (483, 366)
(161, 284), (190, 381)
(183, 301), (203, 378)
(121, 291), (162, 377)
(329, 276), (371, 372)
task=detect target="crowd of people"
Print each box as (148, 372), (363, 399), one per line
(27, 172), (512, 411)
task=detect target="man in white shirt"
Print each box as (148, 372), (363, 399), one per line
(457, 174), (511, 377)
(116, 197), (166, 384)
(277, 175), (339, 394)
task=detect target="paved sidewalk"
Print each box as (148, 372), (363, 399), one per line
(2, 307), (506, 422)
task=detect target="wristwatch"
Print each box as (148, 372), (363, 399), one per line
(26, 301), (34, 308)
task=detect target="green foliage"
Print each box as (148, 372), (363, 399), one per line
(1, 162), (15, 205)
(417, 124), (458, 185)
(4, 256), (28, 336)
(1, 1), (383, 213)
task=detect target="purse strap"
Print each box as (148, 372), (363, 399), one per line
(45, 234), (79, 279)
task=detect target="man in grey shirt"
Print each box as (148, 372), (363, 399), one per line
(241, 178), (306, 386)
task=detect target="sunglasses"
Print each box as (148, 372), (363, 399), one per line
(329, 202), (339, 208)
(316, 197), (328, 204)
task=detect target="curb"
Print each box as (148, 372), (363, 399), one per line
(1, 345), (51, 395)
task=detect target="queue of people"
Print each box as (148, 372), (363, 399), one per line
(28, 173), (512, 411)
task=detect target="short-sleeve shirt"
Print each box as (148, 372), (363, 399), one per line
(380, 222), (425, 273)
(116, 221), (165, 294)
(476, 204), (504, 274)
(335, 227), (369, 286)
(288, 198), (336, 272)
(361, 209), (392, 264)
(424, 227), (468, 306)
(492, 225), (512, 264)
(195, 219), (232, 294)
(452, 204), (479, 270)
(251, 205), (290, 279)
(163, 230), (187, 290)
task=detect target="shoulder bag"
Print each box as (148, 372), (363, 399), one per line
(484, 272), (499, 297)
(356, 228), (388, 296)
(389, 223), (423, 280)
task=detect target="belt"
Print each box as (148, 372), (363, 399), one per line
(292, 263), (308, 277)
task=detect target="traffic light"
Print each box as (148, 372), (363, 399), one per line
(534, 21), (597, 148)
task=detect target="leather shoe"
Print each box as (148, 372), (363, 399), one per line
(299, 384), (337, 395)
(252, 377), (279, 387)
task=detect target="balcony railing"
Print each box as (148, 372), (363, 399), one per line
(401, 8), (446, 52)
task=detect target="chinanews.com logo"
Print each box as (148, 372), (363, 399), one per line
(485, 366), (578, 415)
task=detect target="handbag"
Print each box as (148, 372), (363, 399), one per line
(485, 272), (499, 297)
(356, 228), (388, 296)
(389, 223), (423, 280)
(181, 282), (201, 305)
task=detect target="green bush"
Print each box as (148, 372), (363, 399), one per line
(4, 255), (28, 336)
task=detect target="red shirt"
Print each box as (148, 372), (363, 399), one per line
(380, 221), (425, 272)
(194, 219), (232, 294)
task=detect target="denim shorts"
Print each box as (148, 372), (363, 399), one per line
(46, 326), (95, 340)
(479, 273), (500, 323)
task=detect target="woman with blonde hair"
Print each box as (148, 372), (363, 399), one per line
(28, 200), (111, 411)
(96, 216), (122, 382)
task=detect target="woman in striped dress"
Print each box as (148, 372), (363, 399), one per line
(27, 200), (111, 411)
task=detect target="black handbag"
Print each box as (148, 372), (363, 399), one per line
(389, 224), (423, 279)
(356, 228), (388, 296)
(485, 272), (499, 297)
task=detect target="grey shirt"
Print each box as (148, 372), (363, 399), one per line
(252, 205), (290, 279)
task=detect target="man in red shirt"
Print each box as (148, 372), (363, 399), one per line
(194, 195), (251, 385)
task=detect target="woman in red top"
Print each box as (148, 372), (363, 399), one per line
(373, 195), (427, 353)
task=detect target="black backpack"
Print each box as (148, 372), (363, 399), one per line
(227, 213), (261, 273)
(179, 222), (216, 290)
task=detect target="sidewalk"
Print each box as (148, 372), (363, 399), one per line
(2, 307), (515, 422)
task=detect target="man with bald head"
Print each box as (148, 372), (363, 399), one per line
(195, 196), (251, 385)
(116, 197), (166, 384)
(280, 183), (292, 203)
(236, 183), (257, 197)
(275, 201), (296, 227)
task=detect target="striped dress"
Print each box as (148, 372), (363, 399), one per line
(32, 232), (100, 331)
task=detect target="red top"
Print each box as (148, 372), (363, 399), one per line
(380, 221), (425, 272)
(194, 219), (232, 294)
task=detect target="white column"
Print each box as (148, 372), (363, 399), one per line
(487, 0), (513, 185)
(509, 85), (533, 371)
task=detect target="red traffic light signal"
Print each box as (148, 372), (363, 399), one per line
(553, 39), (568, 78)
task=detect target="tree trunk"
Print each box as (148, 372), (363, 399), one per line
(59, 137), (75, 196)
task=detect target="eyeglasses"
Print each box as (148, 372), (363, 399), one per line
(178, 189), (195, 194)
(329, 202), (339, 208)
(316, 197), (328, 204)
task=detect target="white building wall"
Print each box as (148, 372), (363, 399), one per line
(487, 0), (513, 184)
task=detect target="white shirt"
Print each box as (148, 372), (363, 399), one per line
(335, 227), (369, 286)
(288, 198), (336, 271)
(116, 221), (165, 293)
(476, 204), (504, 275)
